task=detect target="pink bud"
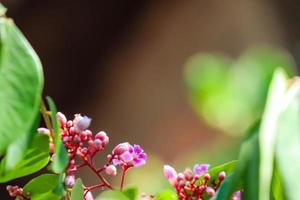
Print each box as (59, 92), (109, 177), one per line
(67, 120), (73, 127)
(112, 142), (130, 155)
(95, 131), (109, 146)
(105, 165), (117, 176)
(73, 114), (91, 133)
(65, 175), (75, 188)
(37, 128), (50, 136)
(206, 187), (216, 196)
(85, 130), (93, 139)
(163, 165), (177, 180)
(93, 139), (102, 149)
(177, 173), (185, 181)
(204, 173), (210, 181)
(56, 112), (67, 126)
(85, 191), (94, 200)
(183, 168), (193, 181)
(218, 171), (226, 181)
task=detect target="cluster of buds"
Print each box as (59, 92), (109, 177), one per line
(38, 112), (147, 199)
(6, 185), (29, 200)
(163, 164), (242, 200)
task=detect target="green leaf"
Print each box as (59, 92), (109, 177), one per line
(271, 164), (286, 200)
(0, 17), (43, 155)
(215, 122), (259, 200)
(53, 173), (66, 196)
(96, 190), (130, 200)
(195, 160), (237, 186)
(46, 96), (69, 173)
(275, 78), (300, 200)
(155, 189), (177, 200)
(23, 174), (62, 200)
(5, 113), (41, 171)
(122, 187), (138, 200)
(258, 69), (288, 200)
(184, 47), (295, 135)
(71, 178), (83, 200)
(0, 134), (50, 182)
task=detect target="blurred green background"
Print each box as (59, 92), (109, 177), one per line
(1, 0), (300, 198)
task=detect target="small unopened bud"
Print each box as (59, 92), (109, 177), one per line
(105, 165), (117, 176)
(65, 175), (75, 188)
(204, 173), (210, 181)
(37, 128), (50, 136)
(218, 171), (226, 181)
(112, 142), (130, 155)
(95, 131), (109, 146)
(49, 142), (55, 153)
(93, 139), (102, 149)
(67, 120), (73, 127)
(73, 114), (91, 133)
(206, 187), (216, 196)
(183, 168), (193, 181)
(163, 165), (177, 180)
(56, 112), (67, 126)
(177, 173), (185, 181)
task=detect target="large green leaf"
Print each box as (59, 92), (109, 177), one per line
(0, 134), (50, 182)
(215, 122), (259, 200)
(258, 69), (288, 200)
(0, 16), (44, 155)
(71, 178), (83, 200)
(184, 47), (295, 135)
(275, 78), (300, 200)
(46, 96), (69, 173)
(23, 174), (62, 200)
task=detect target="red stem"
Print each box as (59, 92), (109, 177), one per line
(120, 167), (128, 191)
(81, 157), (113, 190)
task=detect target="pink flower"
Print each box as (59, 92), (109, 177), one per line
(112, 143), (147, 168)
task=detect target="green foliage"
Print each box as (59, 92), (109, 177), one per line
(0, 10), (43, 155)
(122, 187), (138, 200)
(96, 190), (131, 200)
(184, 47), (295, 135)
(213, 69), (300, 200)
(155, 189), (177, 200)
(0, 134), (50, 182)
(71, 179), (84, 200)
(23, 174), (62, 200)
(46, 96), (69, 173)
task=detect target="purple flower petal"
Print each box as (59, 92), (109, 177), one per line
(194, 164), (210, 176)
(134, 144), (143, 154)
(120, 151), (133, 163)
(133, 158), (146, 167)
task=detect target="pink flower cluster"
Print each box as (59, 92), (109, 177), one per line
(6, 185), (28, 200)
(37, 112), (147, 199)
(163, 164), (242, 200)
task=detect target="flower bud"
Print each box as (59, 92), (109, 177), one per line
(67, 120), (73, 127)
(85, 191), (94, 200)
(218, 171), (226, 181)
(73, 114), (91, 133)
(93, 139), (102, 149)
(37, 128), (50, 136)
(105, 165), (117, 176)
(194, 163), (210, 176)
(56, 112), (67, 126)
(206, 187), (216, 196)
(112, 142), (130, 155)
(95, 131), (109, 146)
(65, 175), (75, 188)
(204, 173), (210, 181)
(183, 168), (193, 181)
(163, 165), (177, 180)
